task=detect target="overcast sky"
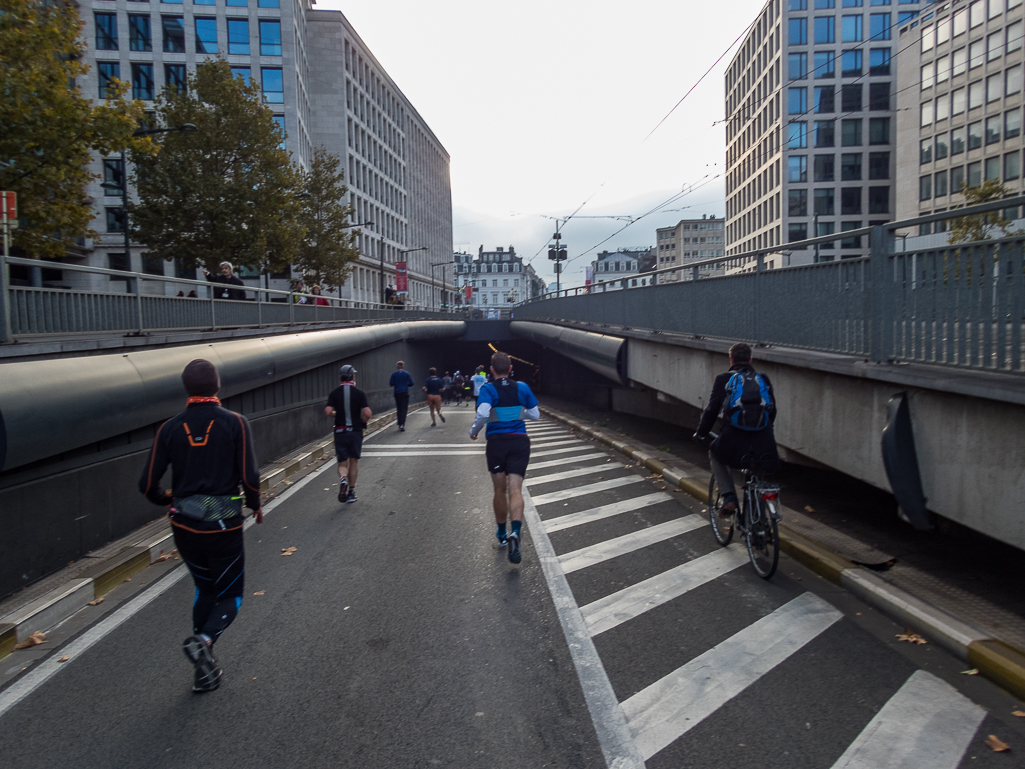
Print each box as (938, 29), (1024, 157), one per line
(316, 0), (768, 287)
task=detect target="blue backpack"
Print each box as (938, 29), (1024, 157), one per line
(724, 370), (772, 431)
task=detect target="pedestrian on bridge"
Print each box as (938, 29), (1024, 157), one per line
(389, 360), (415, 431)
(138, 359), (262, 693)
(326, 364), (372, 503)
(469, 351), (540, 564)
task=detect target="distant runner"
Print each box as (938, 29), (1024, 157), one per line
(471, 367), (488, 402)
(326, 364), (372, 503)
(389, 360), (415, 432)
(423, 367), (447, 427)
(469, 351), (540, 564)
(442, 371), (453, 404)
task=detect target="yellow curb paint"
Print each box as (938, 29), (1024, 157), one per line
(84, 547), (151, 599)
(777, 527), (851, 584)
(0, 623), (16, 661)
(968, 640), (1025, 702)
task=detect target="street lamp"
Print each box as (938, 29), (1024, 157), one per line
(396, 246), (427, 307)
(429, 259), (457, 312)
(101, 123), (197, 269)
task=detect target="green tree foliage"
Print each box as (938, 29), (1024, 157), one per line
(950, 179), (1019, 243)
(295, 148), (360, 291)
(129, 61), (303, 272)
(0, 0), (146, 257)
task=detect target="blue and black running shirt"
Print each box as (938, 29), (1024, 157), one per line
(478, 378), (539, 437)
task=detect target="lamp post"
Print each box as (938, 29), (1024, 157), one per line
(397, 246), (427, 307)
(102, 124), (197, 269)
(429, 259), (457, 311)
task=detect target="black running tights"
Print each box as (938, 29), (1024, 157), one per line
(173, 526), (245, 642)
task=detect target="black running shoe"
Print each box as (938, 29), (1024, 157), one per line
(347, 489), (358, 503)
(507, 532), (522, 564)
(337, 477), (349, 504)
(183, 635), (220, 693)
(439, 413), (446, 423)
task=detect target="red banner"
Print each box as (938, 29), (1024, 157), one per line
(464, 285), (473, 303)
(395, 261), (408, 292)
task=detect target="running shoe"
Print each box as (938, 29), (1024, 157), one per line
(497, 533), (508, 548)
(439, 413), (446, 423)
(507, 532), (522, 564)
(183, 635), (221, 693)
(347, 489), (358, 503)
(337, 477), (349, 504)
(399, 425), (405, 432)
(431, 422), (436, 427)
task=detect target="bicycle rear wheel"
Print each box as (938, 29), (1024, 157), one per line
(746, 499), (779, 579)
(708, 474), (734, 547)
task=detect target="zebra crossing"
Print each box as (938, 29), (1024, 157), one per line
(521, 418), (994, 769)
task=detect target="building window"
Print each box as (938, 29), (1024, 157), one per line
(108, 253), (131, 279)
(950, 126), (965, 155)
(791, 0), (808, 8)
(98, 61), (120, 99)
(788, 121), (808, 148)
(936, 55), (950, 84)
(132, 63), (154, 100)
(989, 31), (1003, 61)
(103, 158), (124, 195)
(868, 117), (890, 144)
(788, 155), (808, 182)
(1007, 65), (1023, 96)
(985, 156), (1001, 181)
(788, 222), (809, 247)
(936, 92), (950, 121)
(841, 187), (862, 214)
(814, 188), (835, 215)
(226, 0), (247, 6)
(272, 115), (286, 149)
(817, 220), (835, 249)
(922, 25), (935, 52)
(986, 115), (1002, 144)
(231, 66), (252, 84)
(952, 47), (967, 77)
(95, 12), (118, 50)
(935, 134), (948, 160)
(934, 169), (948, 197)
(919, 175), (932, 200)
(869, 47), (890, 75)
(841, 49), (862, 75)
(129, 14), (152, 51)
(814, 86), (835, 113)
(868, 187), (889, 213)
(1008, 21), (1024, 54)
(814, 51), (835, 77)
(162, 16), (185, 52)
(814, 154), (835, 181)
(841, 222), (862, 248)
(105, 208), (126, 233)
(227, 19), (249, 55)
(920, 137), (933, 164)
(259, 0), (280, 7)
(921, 62), (935, 90)
(789, 52), (808, 80)
(842, 14), (863, 42)
(987, 73), (1003, 102)
(262, 68), (283, 103)
(969, 39), (985, 68)
(955, 8), (969, 37)
(951, 165), (965, 192)
(195, 18), (217, 54)
(841, 118), (862, 146)
(814, 120), (835, 146)
(165, 63), (186, 92)
(815, 0), (834, 7)
(951, 87), (966, 115)
(1006, 109), (1022, 138)
(841, 153), (863, 180)
(789, 87), (808, 114)
(842, 83), (862, 111)
(260, 21), (282, 56)
(868, 151), (890, 179)
(869, 82), (889, 111)
(991, 0), (1006, 18)
(161, 0), (184, 5)
(968, 120), (983, 149)
(815, 17), (835, 44)
(1005, 151), (1021, 180)
(843, 0), (862, 6)
(921, 100), (934, 127)
(967, 160), (982, 186)
(869, 12), (891, 39)
(788, 189), (809, 216)
(790, 17), (808, 44)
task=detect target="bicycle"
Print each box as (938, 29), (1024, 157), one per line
(707, 456), (782, 579)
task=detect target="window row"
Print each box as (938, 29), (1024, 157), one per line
(787, 152), (891, 183)
(788, 10), (920, 44)
(788, 48), (891, 78)
(920, 66), (1024, 126)
(919, 153), (1022, 199)
(98, 60), (283, 102)
(789, 0), (924, 8)
(920, 109), (1022, 163)
(121, 0), (280, 6)
(95, 13), (281, 56)
(788, 187), (891, 217)
(789, 82), (890, 113)
(921, 25), (1024, 89)
(788, 116), (891, 147)
(788, 219), (879, 250)
(922, 0), (1023, 53)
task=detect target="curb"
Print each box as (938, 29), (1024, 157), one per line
(0, 409), (404, 661)
(539, 405), (1025, 702)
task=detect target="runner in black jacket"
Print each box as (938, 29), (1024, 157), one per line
(139, 359), (261, 693)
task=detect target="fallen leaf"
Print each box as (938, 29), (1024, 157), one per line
(123, 578), (131, 583)
(87, 597), (105, 606)
(985, 735), (1010, 753)
(14, 631), (47, 649)
(660, 486), (667, 490)
(1012, 711), (1025, 718)
(57, 656), (70, 663)
(896, 631), (927, 645)
(281, 552), (294, 557)
(804, 505), (815, 513)
(323, 488), (330, 491)
(253, 591), (266, 596)
(961, 668), (980, 675)
(281, 546), (297, 554)
(173, 556), (180, 561)
(674, 488), (685, 493)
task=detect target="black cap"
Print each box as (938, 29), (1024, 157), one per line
(182, 359), (220, 396)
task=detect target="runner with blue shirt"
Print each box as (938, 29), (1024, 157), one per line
(469, 351), (540, 564)
(389, 360), (415, 432)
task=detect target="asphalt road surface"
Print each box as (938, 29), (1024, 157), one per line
(0, 406), (1021, 768)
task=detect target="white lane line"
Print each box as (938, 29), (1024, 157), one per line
(528, 464), (624, 484)
(829, 670), (985, 769)
(520, 491), (646, 769)
(362, 443), (485, 449)
(533, 445), (605, 459)
(543, 493), (672, 533)
(582, 547), (750, 636)
(529, 452), (607, 471)
(531, 475), (645, 506)
(622, 592), (843, 761)
(559, 516), (706, 574)
(529, 438), (579, 448)
(361, 451), (484, 456)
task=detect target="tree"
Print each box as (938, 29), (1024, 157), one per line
(294, 148), (360, 291)
(129, 61), (304, 272)
(0, 0), (146, 258)
(950, 179), (1020, 243)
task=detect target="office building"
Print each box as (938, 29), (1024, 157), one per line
(655, 215), (725, 282)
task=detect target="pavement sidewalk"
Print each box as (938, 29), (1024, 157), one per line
(537, 400), (1025, 702)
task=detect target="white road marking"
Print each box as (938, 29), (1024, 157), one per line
(829, 670), (985, 769)
(543, 492), (673, 533)
(530, 475), (645, 505)
(528, 464), (623, 484)
(528, 438), (579, 448)
(581, 546), (750, 636)
(361, 450), (484, 456)
(362, 443), (487, 449)
(529, 452), (607, 470)
(520, 490), (647, 769)
(532, 445), (606, 459)
(559, 516), (707, 574)
(621, 592), (843, 760)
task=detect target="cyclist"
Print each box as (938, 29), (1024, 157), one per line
(693, 342), (779, 518)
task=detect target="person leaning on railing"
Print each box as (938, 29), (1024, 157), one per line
(203, 262), (246, 301)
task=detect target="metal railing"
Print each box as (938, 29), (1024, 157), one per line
(516, 196), (1025, 374)
(0, 257), (461, 341)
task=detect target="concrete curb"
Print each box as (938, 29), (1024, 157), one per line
(539, 405), (1025, 702)
(0, 409), (405, 660)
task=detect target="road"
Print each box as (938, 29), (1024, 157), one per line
(0, 405), (1020, 768)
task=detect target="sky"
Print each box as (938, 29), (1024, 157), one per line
(315, 0), (769, 288)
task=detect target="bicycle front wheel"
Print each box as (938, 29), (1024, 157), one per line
(746, 501), (779, 579)
(708, 474), (734, 547)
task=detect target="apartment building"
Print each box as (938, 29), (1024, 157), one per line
(453, 247), (544, 306)
(655, 215), (725, 282)
(77, 0), (451, 305)
(726, 0), (934, 268)
(895, 0), (1024, 231)
(588, 248), (656, 289)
